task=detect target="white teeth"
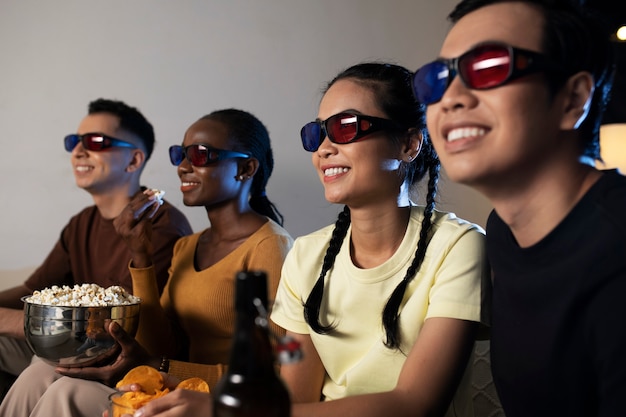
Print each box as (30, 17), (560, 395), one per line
(75, 166), (92, 172)
(324, 167), (349, 176)
(447, 127), (486, 142)
(182, 182), (196, 187)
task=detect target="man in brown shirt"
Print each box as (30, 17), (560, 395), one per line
(0, 98), (192, 398)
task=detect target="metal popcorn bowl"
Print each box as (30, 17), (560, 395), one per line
(22, 298), (141, 367)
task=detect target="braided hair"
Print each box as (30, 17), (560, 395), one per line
(303, 63), (441, 349)
(200, 109), (284, 226)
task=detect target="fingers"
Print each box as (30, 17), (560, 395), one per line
(161, 373), (182, 390)
(118, 189), (163, 226)
(135, 390), (212, 417)
(109, 321), (135, 351)
(132, 199), (161, 221)
(55, 363), (107, 381)
(143, 189), (164, 219)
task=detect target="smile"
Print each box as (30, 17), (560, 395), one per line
(324, 167), (349, 176)
(447, 127), (486, 142)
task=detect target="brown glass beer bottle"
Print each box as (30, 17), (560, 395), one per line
(213, 270), (291, 417)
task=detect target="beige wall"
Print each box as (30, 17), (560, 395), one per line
(0, 0), (492, 291)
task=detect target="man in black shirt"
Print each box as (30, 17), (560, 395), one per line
(413, 1), (625, 415)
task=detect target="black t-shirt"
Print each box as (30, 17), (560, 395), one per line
(487, 170), (626, 417)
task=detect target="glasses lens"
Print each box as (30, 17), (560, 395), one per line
(301, 122), (322, 152)
(168, 145), (185, 166)
(64, 135), (80, 152)
(327, 114), (358, 144)
(460, 45), (512, 89)
(82, 134), (109, 151)
(187, 144), (213, 166)
(413, 61), (450, 105)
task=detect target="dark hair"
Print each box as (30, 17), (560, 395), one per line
(448, 0), (615, 160)
(200, 109), (284, 226)
(88, 98), (156, 160)
(303, 63), (441, 350)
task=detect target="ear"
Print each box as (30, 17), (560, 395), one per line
(401, 128), (424, 162)
(560, 71), (595, 130)
(125, 149), (146, 173)
(238, 156), (259, 179)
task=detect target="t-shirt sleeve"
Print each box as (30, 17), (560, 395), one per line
(425, 225), (488, 324)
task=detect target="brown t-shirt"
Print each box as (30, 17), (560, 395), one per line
(24, 197), (193, 295)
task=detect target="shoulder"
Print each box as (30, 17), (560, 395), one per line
(172, 231), (202, 252)
(422, 208), (485, 242)
(291, 223), (337, 251)
(413, 208), (487, 264)
(152, 199), (193, 234)
(248, 220), (294, 248)
(591, 169), (626, 217)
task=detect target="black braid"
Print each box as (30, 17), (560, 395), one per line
(303, 206), (351, 333)
(382, 143), (440, 349)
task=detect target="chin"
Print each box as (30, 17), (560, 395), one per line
(323, 192), (344, 205)
(441, 164), (482, 185)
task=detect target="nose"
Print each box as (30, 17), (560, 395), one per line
(71, 141), (87, 157)
(316, 136), (337, 158)
(439, 75), (477, 112)
(177, 158), (191, 174)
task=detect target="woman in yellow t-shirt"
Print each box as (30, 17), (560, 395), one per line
(270, 62), (488, 417)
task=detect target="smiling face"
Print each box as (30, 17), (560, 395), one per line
(176, 118), (245, 208)
(426, 2), (568, 192)
(72, 112), (142, 194)
(313, 79), (406, 208)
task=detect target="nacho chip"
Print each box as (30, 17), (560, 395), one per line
(112, 365), (209, 416)
(116, 365), (163, 395)
(176, 377), (210, 393)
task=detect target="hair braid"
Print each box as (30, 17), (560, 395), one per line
(304, 206), (351, 333)
(382, 144), (440, 349)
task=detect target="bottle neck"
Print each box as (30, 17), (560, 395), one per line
(227, 305), (277, 378)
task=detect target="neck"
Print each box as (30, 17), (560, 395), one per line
(348, 203), (411, 268)
(91, 183), (142, 219)
(486, 163), (601, 247)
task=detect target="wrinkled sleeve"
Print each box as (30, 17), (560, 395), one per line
(425, 226), (488, 324)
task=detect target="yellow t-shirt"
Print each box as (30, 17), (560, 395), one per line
(271, 207), (488, 413)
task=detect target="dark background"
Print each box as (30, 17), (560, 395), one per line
(584, 0), (626, 124)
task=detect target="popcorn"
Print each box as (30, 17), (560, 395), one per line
(24, 284), (140, 307)
(152, 189), (165, 206)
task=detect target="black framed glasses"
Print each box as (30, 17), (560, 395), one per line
(169, 144), (250, 167)
(64, 133), (135, 152)
(300, 112), (401, 152)
(412, 42), (564, 105)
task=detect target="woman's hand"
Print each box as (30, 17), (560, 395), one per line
(56, 321), (157, 387)
(113, 188), (163, 268)
(131, 389), (213, 417)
